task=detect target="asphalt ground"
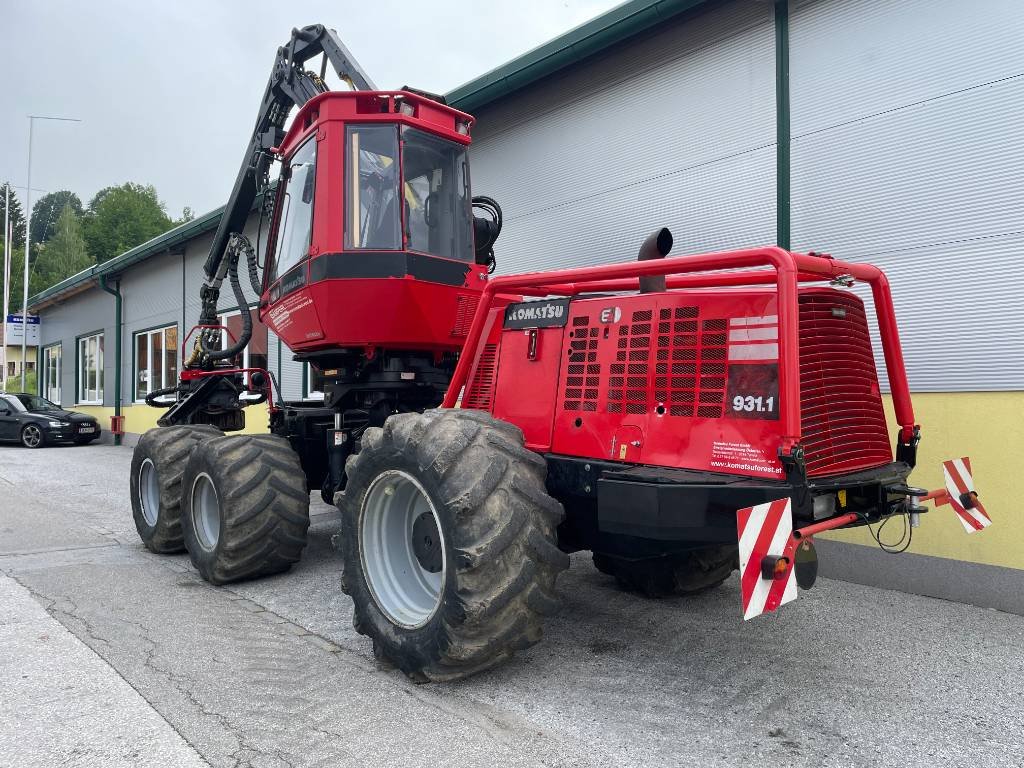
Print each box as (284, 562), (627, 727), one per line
(1, 442), (1022, 767)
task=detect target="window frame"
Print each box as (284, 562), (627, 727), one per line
(76, 331), (104, 406)
(133, 324), (179, 403)
(267, 135), (318, 285)
(42, 342), (62, 405)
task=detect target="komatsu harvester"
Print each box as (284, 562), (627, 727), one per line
(130, 25), (992, 681)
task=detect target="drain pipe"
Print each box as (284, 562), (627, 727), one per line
(98, 273), (123, 446)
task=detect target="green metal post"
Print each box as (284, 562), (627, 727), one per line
(99, 273), (122, 446)
(775, 0), (791, 250)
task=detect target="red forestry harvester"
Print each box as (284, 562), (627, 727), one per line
(130, 25), (992, 680)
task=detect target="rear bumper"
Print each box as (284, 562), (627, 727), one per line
(546, 455), (913, 546)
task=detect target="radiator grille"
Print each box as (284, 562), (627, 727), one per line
(451, 294), (479, 337)
(799, 292), (892, 476)
(563, 317), (600, 412)
(463, 343), (497, 409)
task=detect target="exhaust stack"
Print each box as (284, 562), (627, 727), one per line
(638, 228), (673, 293)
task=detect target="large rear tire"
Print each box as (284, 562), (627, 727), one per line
(181, 434), (310, 585)
(130, 425), (223, 553)
(593, 546), (737, 598)
(339, 409), (569, 682)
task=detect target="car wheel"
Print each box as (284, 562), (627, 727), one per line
(21, 424), (45, 449)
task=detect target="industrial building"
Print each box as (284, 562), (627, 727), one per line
(26, 0), (1023, 609)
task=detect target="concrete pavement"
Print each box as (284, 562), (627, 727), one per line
(1, 442), (1022, 767)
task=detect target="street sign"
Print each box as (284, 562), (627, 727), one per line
(5, 314), (41, 346)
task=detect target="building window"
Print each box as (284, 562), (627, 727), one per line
(217, 309), (268, 386)
(43, 344), (61, 404)
(77, 332), (104, 404)
(135, 325), (178, 401)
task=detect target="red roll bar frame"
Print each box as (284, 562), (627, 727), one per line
(443, 247), (916, 449)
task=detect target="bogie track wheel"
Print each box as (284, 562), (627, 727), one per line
(130, 425), (223, 553)
(181, 434), (310, 584)
(339, 409), (569, 682)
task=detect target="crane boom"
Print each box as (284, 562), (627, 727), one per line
(197, 25), (376, 327)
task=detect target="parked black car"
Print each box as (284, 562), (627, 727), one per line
(0, 393), (102, 448)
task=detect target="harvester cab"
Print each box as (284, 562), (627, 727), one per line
(131, 24), (993, 683)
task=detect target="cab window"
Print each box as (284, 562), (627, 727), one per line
(345, 125), (401, 250)
(270, 137), (317, 281)
(402, 127), (473, 262)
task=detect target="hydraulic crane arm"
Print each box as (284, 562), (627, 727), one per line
(197, 25), (376, 330)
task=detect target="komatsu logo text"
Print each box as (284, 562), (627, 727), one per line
(503, 298), (571, 329)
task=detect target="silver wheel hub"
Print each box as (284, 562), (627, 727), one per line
(23, 425), (41, 447)
(360, 470), (445, 629)
(139, 458), (160, 526)
(191, 473), (221, 551)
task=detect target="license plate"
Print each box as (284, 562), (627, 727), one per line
(78, 426), (95, 434)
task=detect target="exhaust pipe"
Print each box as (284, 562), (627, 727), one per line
(638, 227), (673, 293)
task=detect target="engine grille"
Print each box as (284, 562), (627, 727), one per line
(605, 307), (727, 417)
(563, 316), (601, 412)
(798, 291), (892, 476)
(463, 343), (497, 409)
(451, 294), (479, 337)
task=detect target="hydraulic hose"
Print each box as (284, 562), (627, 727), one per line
(200, 234), (255, 362)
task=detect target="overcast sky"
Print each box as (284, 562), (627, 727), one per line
(0, 0), (620, 219)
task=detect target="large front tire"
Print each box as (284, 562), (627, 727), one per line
(130, 425), (223, 553)
(181, 434), (310, 585)
(339, 409), (569, 682)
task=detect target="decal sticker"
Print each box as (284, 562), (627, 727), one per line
(728, 314), (779, 361)
(737, 497), (798, 620)
(710, 440), (783, 476)
(726, 363), (779, 420)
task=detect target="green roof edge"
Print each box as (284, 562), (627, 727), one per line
(445, 0), (711, 113)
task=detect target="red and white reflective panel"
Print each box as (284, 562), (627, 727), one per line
(943, 457), (991, 533)
(737, 497), (797, 620)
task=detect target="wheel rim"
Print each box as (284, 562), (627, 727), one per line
(138, 458), (160, 526)
(190, 473), (221, 551)
(22, 425), (41, 448)
(360, 470), (446, 629)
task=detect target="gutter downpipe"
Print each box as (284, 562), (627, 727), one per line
(98, 273), (122, 446)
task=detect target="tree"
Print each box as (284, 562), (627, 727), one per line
(0, 182), (27, 250)
(33, 203), (91, 291)
(30, 190), (83, 245)
(176, 206), (195, 225)
(82, 182), (172, 262)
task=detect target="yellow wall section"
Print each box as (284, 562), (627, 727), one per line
(76, 403), (273, 437)
(822, 392), (1023, 571)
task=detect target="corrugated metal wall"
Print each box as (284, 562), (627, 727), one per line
(469, 0), (776, 273)
(790, 0), (1024, 391)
